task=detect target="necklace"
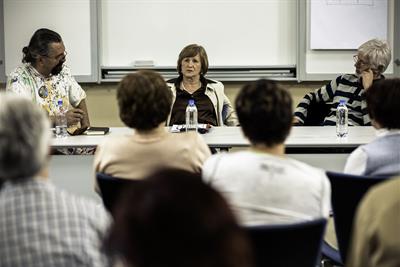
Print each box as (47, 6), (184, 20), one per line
(181, 81), (201, 93)
(28, 64), (51, 99)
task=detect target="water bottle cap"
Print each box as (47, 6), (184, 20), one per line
(188, 99), (195, 105)
(57, 99), (63, 106)
(339, 99), (346, 104)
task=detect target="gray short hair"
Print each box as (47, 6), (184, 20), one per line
(358, 39), (391, 75)
(0, 93), (50, 181)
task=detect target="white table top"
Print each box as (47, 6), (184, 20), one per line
(51, 126), (377, 151)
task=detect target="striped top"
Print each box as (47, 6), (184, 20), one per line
(294, 74), (378, 126)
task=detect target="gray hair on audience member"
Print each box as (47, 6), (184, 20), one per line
(358, 39), (391, 75)
(0, 93), (50, 181)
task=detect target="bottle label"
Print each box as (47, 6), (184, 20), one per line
(336, 106), (348, 138)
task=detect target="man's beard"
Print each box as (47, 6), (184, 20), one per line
(51, 61), (64, 75)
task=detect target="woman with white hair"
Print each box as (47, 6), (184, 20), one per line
(0, 93), (110, 267)
(294, 39), (391, 126)
(0, 94), (50, 181)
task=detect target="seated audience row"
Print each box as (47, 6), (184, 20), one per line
(1, 70), (400, 266)
(96, 69), (400, 267)
(0, 93), (251, 267)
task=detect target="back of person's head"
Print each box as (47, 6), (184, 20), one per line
(358, 39), (391, 75)
(177, 44), (209, 75)
(22, 28), (62, 64)
(104, 169), (253, 267)
(366, 78), (400, 129)
(117, 70), (172, 131)
(235, 79), (292, 147)
(0, 93), (50, 182)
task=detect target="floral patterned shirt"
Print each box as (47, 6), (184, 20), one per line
(6, 63), (86, 116)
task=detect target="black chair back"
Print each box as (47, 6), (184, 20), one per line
(326, 171), (387, 262)
(96, 172), (141, 215)
(246, 218), (326, 267)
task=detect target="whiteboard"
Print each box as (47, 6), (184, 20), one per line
(310, 0), (388, 50)
(101, 0), (297, 68)
(4, 0), (92, 77)
(300, 0), (394, 80)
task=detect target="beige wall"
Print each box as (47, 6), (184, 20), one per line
(83, 81), (326, 127)
(1, 81), (327, 127)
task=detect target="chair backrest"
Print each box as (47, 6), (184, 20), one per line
(246, 218), (327, 267)
(326, 171), (388, 262)
(96, 172), (142, 215)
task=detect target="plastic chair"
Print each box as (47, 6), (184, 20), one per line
(96, 172), (142, 215)
(246, 218), (327, 267)
(322, 171), (388, 265)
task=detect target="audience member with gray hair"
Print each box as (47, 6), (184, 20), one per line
(294, 38), (391, 126)
(0, 94), (49, 181)
(0, 93), (110, 267)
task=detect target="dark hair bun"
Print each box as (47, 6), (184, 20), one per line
(22, 46), (29, 54)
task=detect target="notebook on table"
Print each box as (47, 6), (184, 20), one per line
(83, 127), (110, 135)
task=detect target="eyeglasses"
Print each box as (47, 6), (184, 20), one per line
(43, 51), (67, 61)
(353, 55), (369, 66)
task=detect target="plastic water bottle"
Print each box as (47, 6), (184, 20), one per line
(336, 99), (348, 138)
(185, 99), (198, 132)
(55, 99), (68, 138)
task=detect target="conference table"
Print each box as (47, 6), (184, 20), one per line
(49, 126), (377, 200)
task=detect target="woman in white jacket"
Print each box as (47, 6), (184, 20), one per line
(166, 44), (238, 127)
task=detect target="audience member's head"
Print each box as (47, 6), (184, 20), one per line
(355, 39), (391, 77)
(0, 93), (50, 182)
(104, 169), (253, 267)
(235, 79), (292, 147)
(177, 44), (209, 76)
(117, 70), (172, 131)
(22, 28), (63, 64)
(366, 78), (400, 130)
